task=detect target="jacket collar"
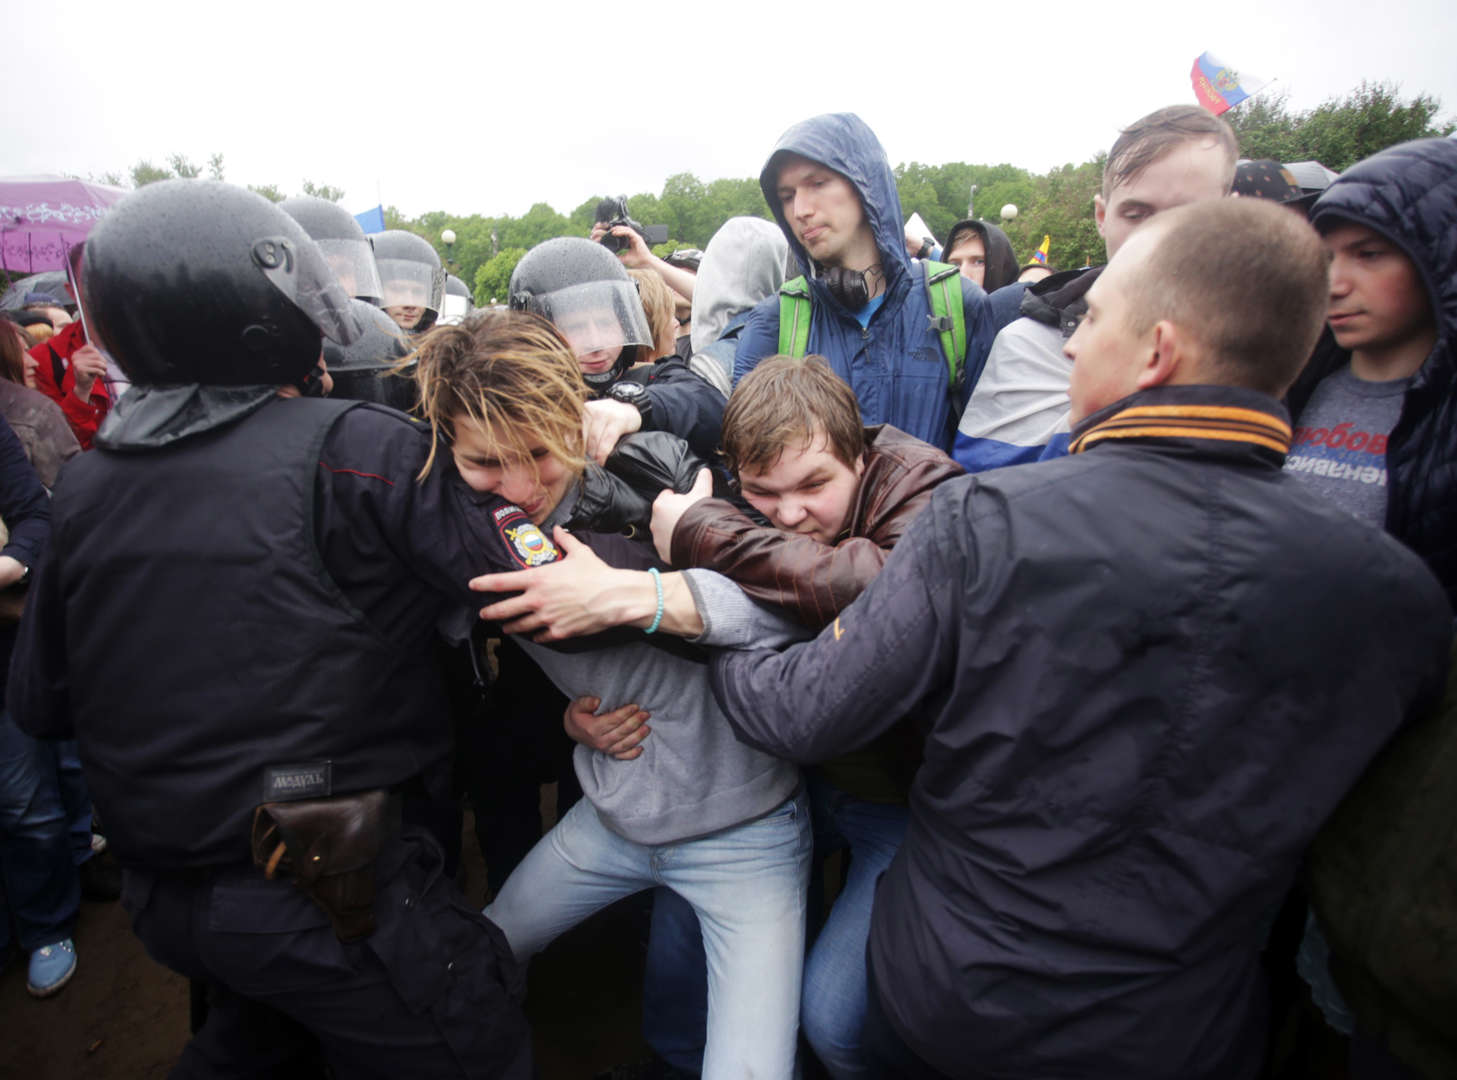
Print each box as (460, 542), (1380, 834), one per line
(1020, 265), (1104, 337)
(95, 384), (280, 452)
(1069, 385), (1292, 462)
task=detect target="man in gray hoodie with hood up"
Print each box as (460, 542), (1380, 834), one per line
(687, 217), (790, 397)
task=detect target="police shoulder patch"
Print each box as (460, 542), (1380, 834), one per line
(494, 504), (559, 568)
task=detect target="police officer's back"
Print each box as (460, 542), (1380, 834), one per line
(8, 181), (531, 1078)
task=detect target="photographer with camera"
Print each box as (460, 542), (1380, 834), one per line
(588, 196), (697, 307)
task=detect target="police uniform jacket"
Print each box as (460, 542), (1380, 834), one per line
(9, 393), (550, 870)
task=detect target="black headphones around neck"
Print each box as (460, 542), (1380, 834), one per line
(822, 266), (870, 310)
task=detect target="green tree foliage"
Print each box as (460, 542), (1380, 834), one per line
(301, 180), (346, 203)
(89, 82), (1450, 282)
(247, 184), (286, 203)
(1002, 159), (1105, 271)
(895, 159), (1105, 271)
(1227, 81), (1455, 173)
(167, 154), (202, 179)
(474, 248), (527, 307)
(130, 160), (172, 187)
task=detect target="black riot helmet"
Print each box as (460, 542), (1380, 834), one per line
(81, 180), (361, 387)
(280, 195), (384, 307)
(324, 299), (417, 410)
(374, 229), (445, 334)
(439, 274), (473, 326)
(508, 236), (653, 388)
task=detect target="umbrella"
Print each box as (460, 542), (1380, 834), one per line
(0, 175), (127, 273)
(0, 270), (70, 310)
(1283, 161), (1340, 194)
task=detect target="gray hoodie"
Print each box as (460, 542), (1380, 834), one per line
(688, 217), (789, 396)
(517, 566), (808, 846)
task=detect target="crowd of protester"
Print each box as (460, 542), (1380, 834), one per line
(1, 104), (1455, 1080)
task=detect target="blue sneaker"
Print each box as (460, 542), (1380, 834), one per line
(26, 938), (76, 997)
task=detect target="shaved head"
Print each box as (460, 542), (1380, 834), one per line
(1120, 198), (1329, 396)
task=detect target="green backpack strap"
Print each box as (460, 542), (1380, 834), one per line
(779, 266), (965, 399)
(777, 275), (813, 358)
(921, 261), (966, 398)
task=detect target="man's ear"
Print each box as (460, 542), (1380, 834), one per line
(1093, 193), (1107, 239)
(1135, 320), (1182, 391)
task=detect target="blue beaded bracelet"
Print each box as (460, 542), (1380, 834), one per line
(645, 567), (664, 635)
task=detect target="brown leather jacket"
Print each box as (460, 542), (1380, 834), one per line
(671, 424), (963, 630)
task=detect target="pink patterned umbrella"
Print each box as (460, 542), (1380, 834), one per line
(1, 175), (127, 273)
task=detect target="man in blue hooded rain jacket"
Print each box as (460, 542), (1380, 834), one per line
(733, 113), (1019, 452)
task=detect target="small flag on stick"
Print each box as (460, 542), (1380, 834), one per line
(1191, 51), (1268, 116)
(353, 205), (387, 234)
(1031, 235), (1050, 266)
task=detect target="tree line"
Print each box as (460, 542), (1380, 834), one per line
(89, 82), (1452, 306)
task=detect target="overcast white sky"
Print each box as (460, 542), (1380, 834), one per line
(7, 0), (1455, 221)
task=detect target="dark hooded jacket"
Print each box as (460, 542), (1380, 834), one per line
(1288, 137), (1457, 607)
(1292, 138), (1457, 1078)
(942, 218), (1020, 294)
(733, 113), (1017, 451)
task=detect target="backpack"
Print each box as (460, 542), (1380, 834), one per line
(777, 260), (967, 400)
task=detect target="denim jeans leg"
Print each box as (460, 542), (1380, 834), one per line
(482, 798), (653, 961)
(665, 792), (812, 1080)
(641, 886), (707, 1073)
(801, 781), (909, 1080)
(53, 740), (94, 865)
(0, 710), (80, 951)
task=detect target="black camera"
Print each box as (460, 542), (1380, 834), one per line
(595, 196), (669, 253)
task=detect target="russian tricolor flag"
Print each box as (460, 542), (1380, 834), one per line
(1191, 52), (1268, 116)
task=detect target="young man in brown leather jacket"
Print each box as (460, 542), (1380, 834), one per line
(471, 353), (963, 1076)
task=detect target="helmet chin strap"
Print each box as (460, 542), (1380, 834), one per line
(582, 349), (632, 390)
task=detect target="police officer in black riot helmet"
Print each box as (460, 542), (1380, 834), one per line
(7, 180), (532, 1078)
(375, 229), (445, 334)
(280, 195), (385, 307)
(326, 299), (417, 411)
(509, 236), (725, 464)
(440, 274), (474, 326)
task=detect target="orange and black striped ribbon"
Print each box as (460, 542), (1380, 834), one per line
(1069, 403), (1291, 456)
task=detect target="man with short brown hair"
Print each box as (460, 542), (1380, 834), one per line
(710, 198), (1451, 1079)
(720, 352), (865, 481)
(954, 104), (1237, 470)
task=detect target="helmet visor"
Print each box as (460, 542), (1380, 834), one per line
(317, 237), (383, 306)
(251, 235), (362, 346)
(439, 292), (472, 324)
(528, 280), (653, 359)
(379, 259), (445, 315)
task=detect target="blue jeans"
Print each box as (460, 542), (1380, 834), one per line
(56, 740), (94, 866)
(642, 775), (908, 1079)
(643, 887), (709, 1072)
(0, 711), (80, 952)
(800, 776), (909, 1079)
(485, 793), (811, 1079)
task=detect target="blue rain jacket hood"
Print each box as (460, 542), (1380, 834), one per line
(739, 113), (1018, 450)
(759, 112), (914, 298)
(1290, 137), (1457, 602)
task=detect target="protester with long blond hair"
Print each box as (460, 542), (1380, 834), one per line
(414, 309), (811, 1078)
